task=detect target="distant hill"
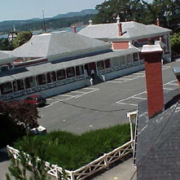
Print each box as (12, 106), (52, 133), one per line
(0, 9), (98, 32)
(53, 9), (98, 19)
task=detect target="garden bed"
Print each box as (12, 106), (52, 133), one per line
(14, 123), (132, 171)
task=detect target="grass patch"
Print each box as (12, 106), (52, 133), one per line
(14, 124), (131, 170)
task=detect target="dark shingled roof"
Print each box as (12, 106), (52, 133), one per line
(136, 89), (180, 180)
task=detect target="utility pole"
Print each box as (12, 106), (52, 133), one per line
(42, 9), (46, 33)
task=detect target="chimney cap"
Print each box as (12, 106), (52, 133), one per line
(141, 44), (162, 53)
(116, 15), (120, 24)
(172, 67), (180, 77)
(89, 19), (93, 25)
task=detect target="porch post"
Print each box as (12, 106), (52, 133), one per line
(11, 81), (14, 92)
(64, 69), (67, 79)
(45, 73), (48, 84)
(0, 84), (1, 96)
(95, 62), (98, 75)
(34, 76), (38, 87)
(74, 66), (77, 78)
(55, 71), (58, 81)
(125, 55), (128, 65)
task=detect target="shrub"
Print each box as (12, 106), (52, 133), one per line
(14, 124), (131, 170)
(170, 33), (180, 56)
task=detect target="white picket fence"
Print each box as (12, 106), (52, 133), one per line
(7, 140), (133, 180)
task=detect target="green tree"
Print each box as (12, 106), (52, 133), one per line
(13, 31), (32, 48)
(141, 0), (180, 30)
(170, 32), (180, 56)
(0, 38), (14, 50)
(94, 0), (180, 32)
(6, 151), (51, 180)
(93, 0), (147, 23)
(0, 101), (39, 148)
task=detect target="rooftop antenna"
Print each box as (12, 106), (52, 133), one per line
(42, 9), (46, 32)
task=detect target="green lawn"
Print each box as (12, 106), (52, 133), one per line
(14, 124), (131, 170)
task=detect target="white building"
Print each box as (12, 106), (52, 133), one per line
(0, 31), (144, 101)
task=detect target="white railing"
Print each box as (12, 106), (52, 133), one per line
(7, 140), (133, 180)
(0, 75), (86, 101)
(98, 60), (144, 75)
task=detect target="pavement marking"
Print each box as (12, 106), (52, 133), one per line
(136, 72), (145, 75)
(44, 87), (99, 108)
(72, 91), (86, 94)
(132, 96), (146, 100)
(61, 94), (76, 97)
(163, 87), (174, 90)
(116, 79), (178, 108)
(162, 66), (171, 70)
(168, 83), (178, 86)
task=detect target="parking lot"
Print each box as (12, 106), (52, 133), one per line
(38, 61), (180, 134)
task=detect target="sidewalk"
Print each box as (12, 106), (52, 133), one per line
(0, 147), (136, 180)
(92, 158), (137, 180)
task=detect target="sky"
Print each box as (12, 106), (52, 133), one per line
(0, 0), (104, 22)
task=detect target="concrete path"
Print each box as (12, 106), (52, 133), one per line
(1, 147), (136, 180)
(92, 158), (137, 180)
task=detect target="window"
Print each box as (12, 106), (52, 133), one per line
(37, 74), (46, 85)
(66, 67), (75, 78)
(76, 66), (84, 76)
(133, 53), (138, 61)
(97, 61), (105, 70)
(47, 72), (56, 83)
(119, 56), (125, 65)
(0, 65), (9, 72)
(25, 77), (35, 89)
(57, 70), (65, 80)
(0, 82), (13, 94)
(105, 59), (110, 68)
(17, 80), (24, 90)
(112, 57), (120, 66)
(127, 54), (132, 63)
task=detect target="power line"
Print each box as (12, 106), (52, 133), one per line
(130, 103), (179, 180)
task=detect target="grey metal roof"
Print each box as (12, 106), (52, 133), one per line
(0, 51), (15, 59)
(78, 22), (172, 41)
(136, 89), (180, 180)
(172, 66), (180, 76)
(0, 48), (138, 84)
(11, 31), (111, 58)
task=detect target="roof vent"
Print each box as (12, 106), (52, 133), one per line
(89, 19), (93, 26)
(116, 15), (120, 24)
(157, 18), (160, 26)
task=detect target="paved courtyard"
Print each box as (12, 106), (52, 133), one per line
(1, 59), (180, 180)
(38, 61), (179, 134)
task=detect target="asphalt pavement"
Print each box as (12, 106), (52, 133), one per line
(1, 58), (180, 180)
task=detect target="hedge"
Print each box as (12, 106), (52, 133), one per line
(14, 123), (132, 170)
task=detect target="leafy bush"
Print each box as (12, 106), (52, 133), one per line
(0, 115), (26, 148)
(0, 101), (39, 148)
(170, 33), (180, 56)
(14, 124), (131, 170)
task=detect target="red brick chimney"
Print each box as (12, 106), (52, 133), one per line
(72, 26), (76, 33)
(157, 18), (160, 26)
(141, 44), (164, 118)
(118, 23), (122, 36)
(116, 15), (122, 36)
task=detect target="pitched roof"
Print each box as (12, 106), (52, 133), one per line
(11, 31), (111, 58)
(0, 51), (15, 59)
(78, 22), (171, 41)
(0, 48), (139, 83)
(136, 89), (180, 180)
